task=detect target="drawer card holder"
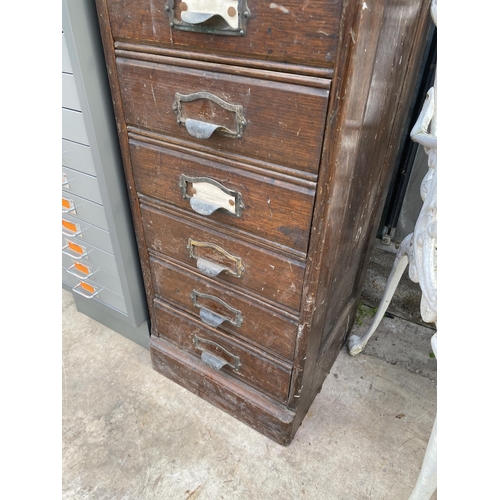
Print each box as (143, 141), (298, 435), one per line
(193, 335), (242, 372)
(180, 175), (244, 217)
(164, 0), (250, 36)
(173, 92), (246, 140)
(191, 290), (244, 328)
(187, 238), (245, 278)
(67, 261), (96, 280)
(62, 219), (82, 238)
(62, 239), (88, 260)
(62, 197), (76, 215)
(72, 281), (100, 299)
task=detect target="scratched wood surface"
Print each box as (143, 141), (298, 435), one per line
(116, 57), (330, 174)
(129, 139), (316, 253)
(287, 0), (433, 428)
(141, 202), (306, 312)
(150, 255), (298, 360)
(153, 300), (292, 403)
(95, 0), (432, 445)
(105, 0), (342, 68)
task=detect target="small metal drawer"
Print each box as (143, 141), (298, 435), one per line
(62, 253), (124, 296)
(62, 33), (73, 74)
(62, 73), (81, 111)
(62, 139), (96, 176)
(62, 236), (119, 276)
(62, 213), (113, 254)
(62, 108), (89, 145)
(62, 191), (108, 230)
(62, 166), (102, 205)
(62, 267), (127, 314)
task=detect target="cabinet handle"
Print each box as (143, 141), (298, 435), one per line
(180, 175), (244, 217)
(62, 197), (76, 214)
(173, 91), (246, 139)
(62, 240), (88, 260)
(62, 219), (82, 237)
(187, 239), (245, 278)
(165, 0), (251, 37)
(72, 281), (100, 299)
(193, 335), (241, 372)
(62, 172), (70, 188)
(67, 261), (95, 280)
(191, 290), (243, 328)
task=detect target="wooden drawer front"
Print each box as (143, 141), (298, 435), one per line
(62, 108), (89, 145)
(130, 140), (315, 253)
(105, 0), (341, 69)
(62, 166), (102, 205)
(150, 256), (297, 360)
(154, 300), (292, 403)
(62, 253), (123, 296)
(62, 236), (119, 276)
(117, 58), (329, 174)
(62, 140), (96, 176)
(62, 214), (113, 254)
(142, 204), (305, 311)
(62, 192), (109, 231)
(62, 267), (127, 314)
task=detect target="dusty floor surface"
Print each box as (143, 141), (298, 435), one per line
(62, 290), (436, 499)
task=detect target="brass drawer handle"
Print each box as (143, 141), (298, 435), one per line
(173, 91), (246, 139)
(193, 335), (241, 372)
(165, 0), (251, 37)
(191, 290), (243, 328)
(187, 239), (245, 278)
(180, 175), (244, 217)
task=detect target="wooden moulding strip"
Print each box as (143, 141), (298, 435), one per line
(150, 335), (297, 446)
(127, 129), (319, 186)
(114, 41), (334, 81)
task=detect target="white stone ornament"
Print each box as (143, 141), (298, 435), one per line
(347, 2), (437, 498)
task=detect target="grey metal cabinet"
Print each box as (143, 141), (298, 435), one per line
(62, 0), (149, 348)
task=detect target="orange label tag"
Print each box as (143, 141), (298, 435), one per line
(62, 219), (78, 233)
(80, 282), (95, 294)
(74, 262), (90, 275)
(62, 198), (71, 209)
(68, 241), (84, 255)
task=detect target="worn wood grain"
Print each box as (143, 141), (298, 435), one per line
(116, 57), (329, 174)
(95, 0), (432, 445)
(141, 203), (306, 312)
(287, 0), (432, 430)
(115, 42), (334, 79)
(115, 49), (332, 89)
(106, 0), (342, 68)
(154, 299), (292, 403)
(129, 139), (316, 253)
(150, 335), (296, 445)
(150, 255), (298, 360)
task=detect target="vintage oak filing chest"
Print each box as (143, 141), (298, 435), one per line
(95, 0), (432, 444)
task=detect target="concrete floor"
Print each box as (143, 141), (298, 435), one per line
(62, 289), (437, 499)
